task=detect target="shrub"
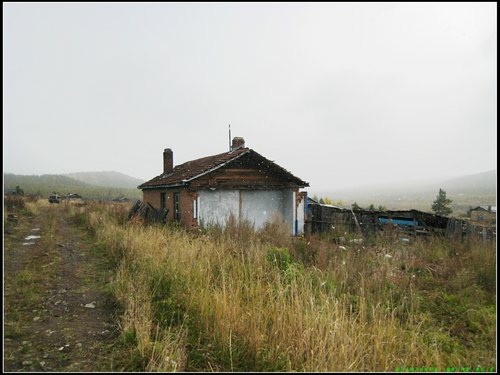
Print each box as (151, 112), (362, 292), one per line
(266, 246), (293, 272)
(4, 195), (25, 211)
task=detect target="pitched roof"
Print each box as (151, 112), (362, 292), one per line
(139, 147), (309, 189)
(470, 206), (496, 212)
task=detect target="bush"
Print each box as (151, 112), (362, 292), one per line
(266, 246), (293, 272)
(4, 195), (25, 211)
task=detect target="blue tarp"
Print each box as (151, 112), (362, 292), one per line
(378, 217), (419, 227)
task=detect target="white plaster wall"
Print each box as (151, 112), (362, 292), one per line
(282, 190), (294, 234)
(198, 189), (302, 233)
(241, 190), (285, 229)
(198, 190), (303, 234)
(296, 196), (305, 235)
(198, 190), (239, 227)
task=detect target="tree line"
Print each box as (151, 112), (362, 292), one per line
(4, 173), (141, 201)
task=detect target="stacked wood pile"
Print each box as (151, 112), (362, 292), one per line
(128, 200), (168, 224)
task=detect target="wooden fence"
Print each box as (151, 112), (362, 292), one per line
(306, 202), (495, 242)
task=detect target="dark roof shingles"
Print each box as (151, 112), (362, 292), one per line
(139, 147), (250, 188)
(139, 147), (309, 189)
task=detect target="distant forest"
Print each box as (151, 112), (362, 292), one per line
(4, 173), (142, 201)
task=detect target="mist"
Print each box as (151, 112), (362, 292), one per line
(3, 3), (496, 192)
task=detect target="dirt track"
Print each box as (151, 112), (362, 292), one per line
(4, 204), (119, 372)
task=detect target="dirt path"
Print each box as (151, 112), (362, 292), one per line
(4, 204), (119, 372)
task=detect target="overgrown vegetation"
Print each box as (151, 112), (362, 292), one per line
(65, 202), (496, 372)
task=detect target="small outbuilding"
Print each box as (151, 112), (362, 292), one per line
(469, 206), (496, 225)
(138, 137), (309, 235)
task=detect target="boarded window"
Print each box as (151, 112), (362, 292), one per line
(160, 192), (166, 209)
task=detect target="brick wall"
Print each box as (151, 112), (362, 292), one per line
(179, 190), (197, 228)
(142, 188), (198, 229)
(142, 190), (161, 209)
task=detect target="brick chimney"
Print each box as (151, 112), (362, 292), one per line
(163, 148), (173, 174)
(231, 137), (245, 151)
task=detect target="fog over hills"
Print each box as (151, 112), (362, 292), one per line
(4, 169), (496, 214)
(310, 170), (496, 213)
(436, 170), (496, 194)
(65, 171), (145, 189)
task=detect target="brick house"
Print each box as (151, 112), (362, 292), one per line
(138, 137), (309, 235)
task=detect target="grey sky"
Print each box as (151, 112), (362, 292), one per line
(3, 2), (497, 191)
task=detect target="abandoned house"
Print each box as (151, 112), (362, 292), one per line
(138, 137), (309, 235)
(469, 206), (496, 225)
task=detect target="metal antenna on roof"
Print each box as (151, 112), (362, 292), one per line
(228, 124), (231, 151)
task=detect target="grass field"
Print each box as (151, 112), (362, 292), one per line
(59, 200), (496, 372)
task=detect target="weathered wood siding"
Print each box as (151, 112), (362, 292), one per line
(306, 202), (496, 241)
(191, 167), (295, 189)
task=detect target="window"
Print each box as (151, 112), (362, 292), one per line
(160, 192), (166, 209)
(174, 192), (180, 221)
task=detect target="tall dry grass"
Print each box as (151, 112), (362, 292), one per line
(73, 203), (496, 372)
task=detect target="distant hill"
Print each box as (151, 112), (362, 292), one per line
(437, 170), (496, 194)
(65, 171), (144, 189)
(4, 173), (142, 201)
(312, 170), (496, 214)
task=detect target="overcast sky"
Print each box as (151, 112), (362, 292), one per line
(3, 2), (497, 191)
